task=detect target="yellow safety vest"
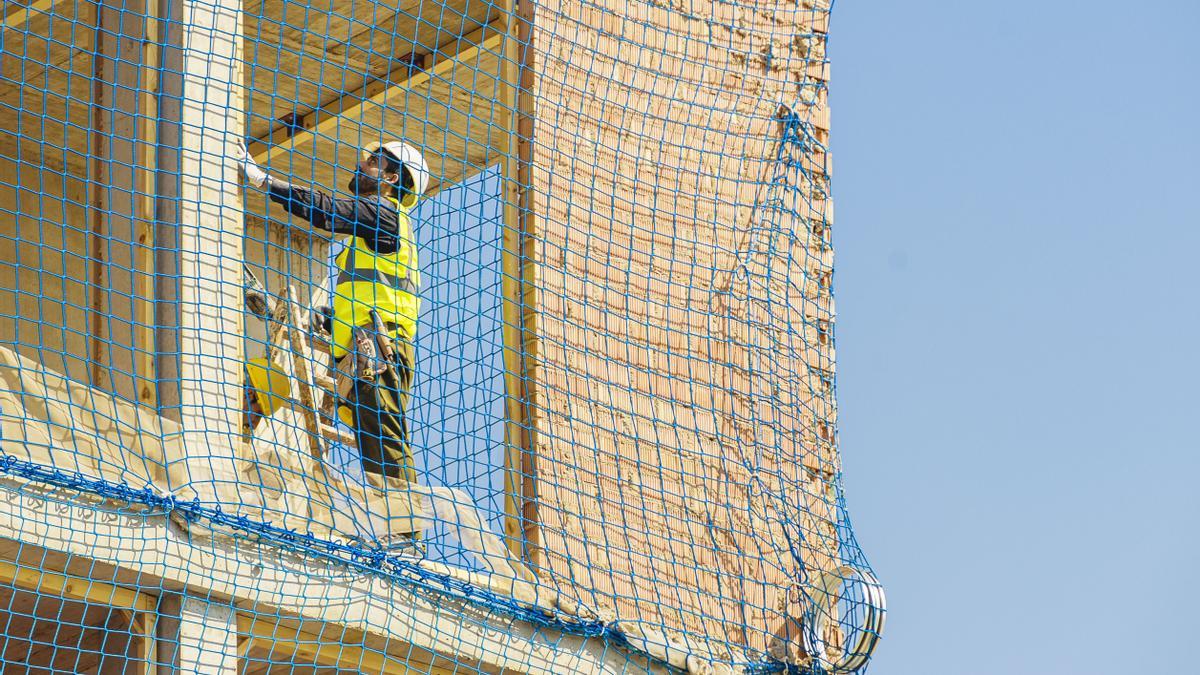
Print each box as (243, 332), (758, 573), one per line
(330, 197), (420, 360)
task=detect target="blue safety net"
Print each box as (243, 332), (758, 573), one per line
(0, 0), (882, 672)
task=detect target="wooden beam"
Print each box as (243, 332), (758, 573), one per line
(249, 20), (505, 167)
(500, 0), (541, 568)
(2, 0), (65, 31)
(137, 3), (160, 408)
(239, 615), (391, 672)
(0, 558), (155, 612)
(133, 609), (155, 675)
(154, 0), (245, 502)
(89, 0), (159, 407)
(499, 0), (524, 562)
(239, 614), (468, 675)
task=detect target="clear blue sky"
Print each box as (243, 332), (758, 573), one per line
(828, 1), (1199, 672)
(410, 166), (507, 569)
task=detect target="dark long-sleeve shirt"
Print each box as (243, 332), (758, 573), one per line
(266, 178), (402, 254)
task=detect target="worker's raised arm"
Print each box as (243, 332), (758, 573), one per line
(235, 143), (401, 254)
(265, 179), (402, 253)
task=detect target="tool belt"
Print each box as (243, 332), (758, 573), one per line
(334, 310), (399, 401)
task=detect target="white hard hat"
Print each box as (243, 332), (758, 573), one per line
(363, 141), (429, 197)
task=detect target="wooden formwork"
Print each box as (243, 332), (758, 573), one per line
(0, 0), (558, 670)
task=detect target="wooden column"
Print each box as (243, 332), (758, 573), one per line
(156, 595), (238, 673)
(179, 597), (238, 673)
(154, 0), (244, 500)
(500, 0), (542, 569)
(155, 594), (181, 673)
(89, 0), (160, 406)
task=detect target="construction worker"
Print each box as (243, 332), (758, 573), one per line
(243, 357), (291, 433)
(235, 140), (429, 484)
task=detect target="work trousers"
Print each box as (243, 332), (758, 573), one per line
(336, 333), (417, 483)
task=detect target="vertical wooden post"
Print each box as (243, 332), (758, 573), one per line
(89, 0), (160, 406)
(156, 594), (238, 673)
(178, 597), (238, 673)
(155, 593), (181, 672)
(499, 0), (536, 565)
(154, 0), (244, 500)
(137, 609), (157, 675)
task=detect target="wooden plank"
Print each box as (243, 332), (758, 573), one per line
(1, 0), (67, 31)
(283, 285), (323, 458)
(89, 0), (158, 406)
(137, 3), (160, 406)
(514, 0), (542, 573)
(498, 0), (539, 566)
(239, 614), (428, 673)
(260, 285), (331, 455)
(498, 0), (520, 563)
(251, 27), (505, 168)
(320, 423), (354, 447)
(0, 558), (155, 613)
(153, 0), (245, 502)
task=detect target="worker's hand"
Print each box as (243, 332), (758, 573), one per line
(236, 141), (269, 188)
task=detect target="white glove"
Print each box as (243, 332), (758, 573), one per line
(236, 141), (269, 188)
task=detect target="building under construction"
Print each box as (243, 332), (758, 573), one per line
(0, 0), (883, 671)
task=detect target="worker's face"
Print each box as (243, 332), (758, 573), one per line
(348, 155), (399, 195)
